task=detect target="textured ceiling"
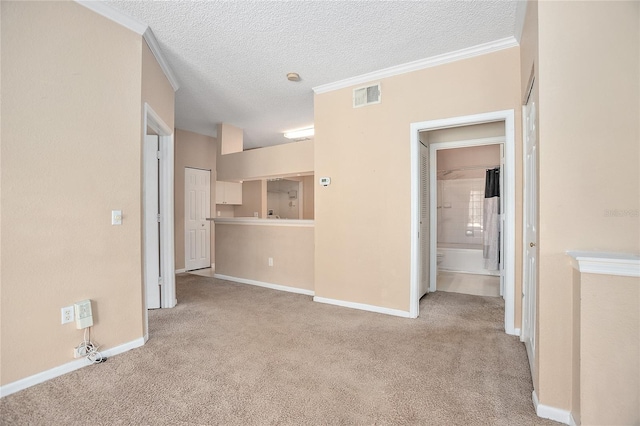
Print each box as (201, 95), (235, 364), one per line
(106, 1), (524, 149)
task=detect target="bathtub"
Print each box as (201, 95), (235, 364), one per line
(437, 243), (500, 276)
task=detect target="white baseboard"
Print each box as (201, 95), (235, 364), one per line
(313, 296), (412, 318)
(513, 327), (521, 336)
(213, 274), (314, 296)
(175, 268), (186, 274)
(533, 390), (573, 425)
(0, 337), (145, 398)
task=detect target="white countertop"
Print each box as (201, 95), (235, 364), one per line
(213, 217), (314, 227)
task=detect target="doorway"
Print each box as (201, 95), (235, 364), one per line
(410, 110), (517, 336)
(430, 140), (503, 298)
(143, 103), (176, 340)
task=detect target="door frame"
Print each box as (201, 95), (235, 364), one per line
(143, 103), (176, 340)
(410, 109), (517, 336)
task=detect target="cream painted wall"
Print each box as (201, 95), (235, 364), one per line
(1, 2), (145, 385)
(535, 0), (639, 411)
(215, 223), (314, 291)
(142, 42), (175, 130)
(302, 175), (314, 220)
(174, 129), (216, 270)
(579, 273), (639, 425)
(437, 145), (501, 179)
(423, 121), (505, 144)
(234, 180), (264, 218)
(217, 140), (313, 181)
(314, 48), (522, 312)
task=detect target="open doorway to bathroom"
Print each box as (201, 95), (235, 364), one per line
(410, 110), (516, 335)
(432, 142), (502, 298)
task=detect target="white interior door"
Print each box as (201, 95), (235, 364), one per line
(144, 134), (161, 309)
(419, 142), (430, 298)
(185, 168), (211, 271)
(522, 81), (538, 371)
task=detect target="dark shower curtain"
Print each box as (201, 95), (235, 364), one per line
(483, 167), (500, 270)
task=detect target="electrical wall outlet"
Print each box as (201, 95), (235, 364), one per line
(61, 306), (74, 324)
(268, 257), (273, 267)
(74, 299), (93, 329)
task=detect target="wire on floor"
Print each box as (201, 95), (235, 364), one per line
(75, 327), (106, 364)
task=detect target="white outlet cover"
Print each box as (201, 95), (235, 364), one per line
(61, 306), (75, 324)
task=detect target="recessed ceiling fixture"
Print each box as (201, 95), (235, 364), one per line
(283, 127), (314, 140)
(287, 72), (301, 82)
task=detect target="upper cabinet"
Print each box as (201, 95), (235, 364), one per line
(215, 181), (242, 205)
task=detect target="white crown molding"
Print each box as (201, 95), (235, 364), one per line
(143, 28), (180, 92)
(567, 251), (640, 277)
(75, 1), (179, 92)
(214, 274), (315, 296)
(313, 37), (519, 94)
(0, 337), (144, 398)
(75, 1), (147, 35)
(313, 296), (412, 318)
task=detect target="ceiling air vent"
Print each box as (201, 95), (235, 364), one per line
(353, 83), (381, 108)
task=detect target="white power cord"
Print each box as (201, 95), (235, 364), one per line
(75, 327), (106, 364)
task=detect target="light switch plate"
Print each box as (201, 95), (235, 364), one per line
(112, 210), (122, 225)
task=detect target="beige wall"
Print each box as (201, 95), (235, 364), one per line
(423, 121), (505, 144)
(437, 145), (501, 179)
(1, 2), (145, 385)
(302, 175), (314, 220)
(535, 1), (640, 411)
(217, 140), (313, 181)
(174, 129), (216, 270)
(215, 223), (314, 291)
(314, 47), (522, 312)
(142, 42), (175, 130)
(579, 273), (639, 425)
(234, 180), (265, 218)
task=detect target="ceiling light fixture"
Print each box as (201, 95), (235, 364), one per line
(287, 72), (301, 82)
(283, 127), (314, 140)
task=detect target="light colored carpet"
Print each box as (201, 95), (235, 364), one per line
(1, 275), (558, 425)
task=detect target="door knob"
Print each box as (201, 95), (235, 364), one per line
(529, 242), (536, 247)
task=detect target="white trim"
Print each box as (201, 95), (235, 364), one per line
(75, 1), (147, 35)
(214, 218), (315, 228)
(567, 251), (640, 277)
(144, 103), (176, 313)
(532, 390), (574, 425)
(410, 110), (517, 335)
(75, 1), (179, 92)
(569, 414), (578, 426)
(313, 37), (518, 94)
(175, 268), (186, 274)
(214, 274), (314, 296)
(0, 337), (144, 398)
(142, 29), (180, 92)
(313, 296), (412, 318)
